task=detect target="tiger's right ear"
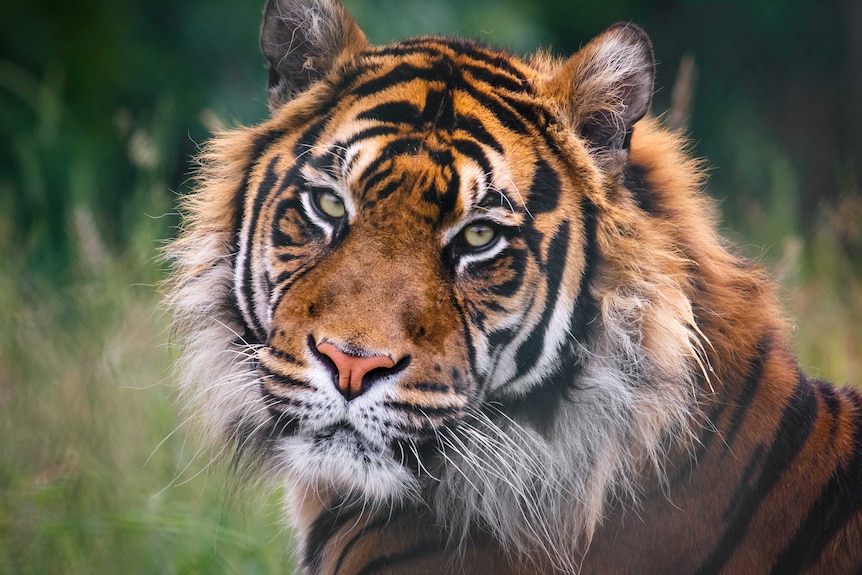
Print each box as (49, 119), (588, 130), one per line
(260, 0), (368, 111)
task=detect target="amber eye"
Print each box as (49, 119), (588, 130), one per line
(462, 222), (498, 249)
(314, 189), (346, 219)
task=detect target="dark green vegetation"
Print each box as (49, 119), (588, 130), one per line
(1, 0), (859, 572)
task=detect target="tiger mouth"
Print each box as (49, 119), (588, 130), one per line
(311, 424), (369, 450)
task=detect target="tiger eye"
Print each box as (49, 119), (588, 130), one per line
(463, 223), (497, 249)
(316, 190), (346, 219)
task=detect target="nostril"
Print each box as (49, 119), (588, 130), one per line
(362, 355), (411, 390)
(313, 338), (407, 400)
(308, 334), (338, 379)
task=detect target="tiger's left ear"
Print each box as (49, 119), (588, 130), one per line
(547, 23), (654, 152)
(260, 0), (368, 111)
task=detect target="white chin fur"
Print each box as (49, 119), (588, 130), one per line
(274, 432), (421, 505)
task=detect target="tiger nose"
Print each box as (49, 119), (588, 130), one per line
(316, 342), (396, 400)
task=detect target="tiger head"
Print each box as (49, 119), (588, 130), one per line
(167, 0), (761, 565)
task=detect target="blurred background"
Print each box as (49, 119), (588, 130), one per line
(1, 0), (860, 572)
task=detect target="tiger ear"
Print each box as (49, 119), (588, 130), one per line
(548, 23), (654, 152)
(260, 0), (368, 111)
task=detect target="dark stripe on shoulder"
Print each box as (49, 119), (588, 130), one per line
(330, 512), (402, 575)
(662, 334), (771, 493)
(695, 371), (818, 575)
(724, 333), (774, 447)
(769, 384), (862, 574)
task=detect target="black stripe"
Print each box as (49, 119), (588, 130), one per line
(381, 137), (422, 158)
(341, 125), (401, 149)
(449, 288), (480, 388)
(258, 366), (313, 391)
(293, 116), (329, 157)
(461, 62), (526, 94)
(403, 381), (451, 393)
(452, 138), (493, 180)
(303, 499), (365, 570)
(694, 371), (818, 575)
(513, 220), (570, 378)
(724, 333), (774, 448)
(525, 158), (561, 216)
(769, 385), (862, 574)
(495, 199), (597, 431)
(357, 100), (422, 125)
(568, 198), (600, 348)
(264, 346), (299, 365)
(374, 37), (527, 82)
(662, 334), (773, 493)
(371, 174), (406, 203)
(485, 247), (527, 297)
(238, 155), (283, 342)
(270, 195), (310, 247)
(330, 512), (408, 575)
(230, 129), (287, 241)
(461, 82), (530, 135)
(350, 63), (447, 98)
(273, 256), (317, 290)
(353, 543), (442, 575)
(421, 87), (455, 129)
(454, 114), (505, 154)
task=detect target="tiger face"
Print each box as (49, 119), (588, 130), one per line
(169, 0), (707, 562)
(238, 45), (601, 499)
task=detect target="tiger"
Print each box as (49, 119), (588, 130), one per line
(165, 0), (862, 573)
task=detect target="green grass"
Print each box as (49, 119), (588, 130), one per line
(0, 242), (296, 574)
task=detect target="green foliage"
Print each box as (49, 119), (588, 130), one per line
(0, 248), (296, 573)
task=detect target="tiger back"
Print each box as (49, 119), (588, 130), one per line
(166, 0), (862, 573)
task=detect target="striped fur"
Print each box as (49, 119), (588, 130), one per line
(165, 1), (862, 572)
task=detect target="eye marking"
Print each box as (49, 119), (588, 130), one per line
(299, 184), (349, 239)
(445, 219), (511, 274)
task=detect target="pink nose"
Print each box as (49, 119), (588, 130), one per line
(316, 342), (395, 400)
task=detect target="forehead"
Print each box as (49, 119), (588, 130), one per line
(294, 38), (556, 218)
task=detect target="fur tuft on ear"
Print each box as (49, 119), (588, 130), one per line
(547, 23), (655, 151)
(260, 0), (367, 111)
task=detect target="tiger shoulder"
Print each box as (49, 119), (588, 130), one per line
(165, 0), (862, 573)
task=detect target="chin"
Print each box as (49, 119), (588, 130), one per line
(272, 426), (422, 506)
